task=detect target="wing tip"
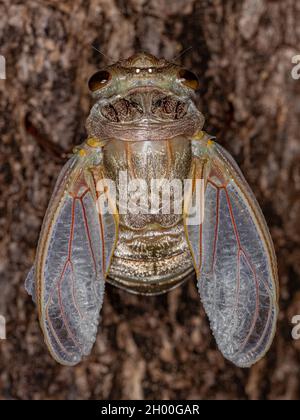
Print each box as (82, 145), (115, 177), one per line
(25, 265), (36, 303)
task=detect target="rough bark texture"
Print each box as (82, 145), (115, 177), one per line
(0, 0), (300, 400)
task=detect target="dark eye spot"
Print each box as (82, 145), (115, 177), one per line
(113, 99), (130, 117)
(163, 98), (177, 114)
(178, 69), (199, 90)
(130, 101), (143, 115)
(88, 70), (111, 92)
(101, 104), (119, 122)
(101, 96), (144, 122)
(151, 95), (187, 120)
(175, 102), (187, 119)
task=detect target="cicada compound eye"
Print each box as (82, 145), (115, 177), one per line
(88, 70), (111, 92)
(178, 69), (199, 90)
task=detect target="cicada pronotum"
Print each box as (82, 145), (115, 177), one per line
(25, 53), (278, 367)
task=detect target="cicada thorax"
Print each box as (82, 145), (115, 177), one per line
(102, 137), (193, 225)
(99, 137), (195, 295)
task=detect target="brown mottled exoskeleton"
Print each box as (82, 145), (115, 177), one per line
(26, 53), (278, 367)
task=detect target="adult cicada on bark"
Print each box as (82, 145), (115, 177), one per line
(26, 53), (278, 367)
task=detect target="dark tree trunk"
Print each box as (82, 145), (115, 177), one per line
(0, 0), (300, 399)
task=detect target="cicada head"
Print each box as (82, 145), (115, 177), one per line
(86, 52), (205, 141)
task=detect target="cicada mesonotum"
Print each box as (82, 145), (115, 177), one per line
(26, 53), (278, 367)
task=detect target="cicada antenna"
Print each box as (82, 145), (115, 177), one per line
(91, 45), (114, 65)
(171, 46), (193, 64)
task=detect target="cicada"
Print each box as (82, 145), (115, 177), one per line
(25, 53), (278, 367)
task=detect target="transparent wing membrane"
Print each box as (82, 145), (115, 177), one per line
(26, 151), (118, 366)
(25, 265), (36, 303)
(185, 138), (278, 367)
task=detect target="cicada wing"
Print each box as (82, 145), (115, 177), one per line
(26, 152), (118, 366)
(25, 265), (36, 303)
(25, 157), (78, 304)
(184, 139), (278, 368)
